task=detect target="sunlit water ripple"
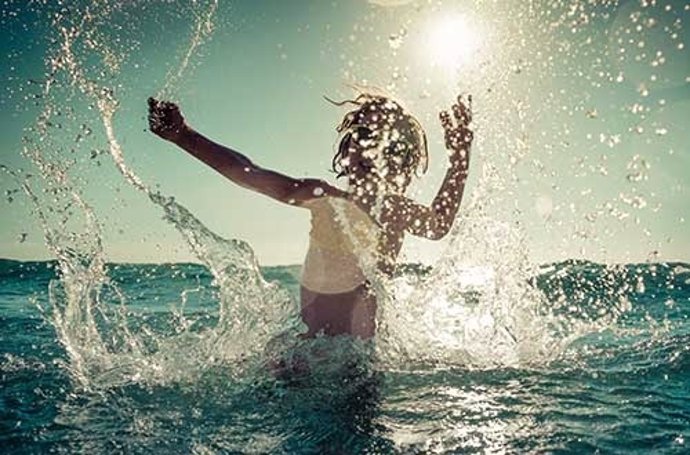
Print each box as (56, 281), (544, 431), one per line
(3, 0), (689, 453)
(1, 259), (688, 454)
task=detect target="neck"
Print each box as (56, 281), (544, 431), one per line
(346, 180), (377, 208)
(346, 179), (407, 207)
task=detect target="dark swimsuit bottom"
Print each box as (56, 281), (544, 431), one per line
(300, 282), (376, 338)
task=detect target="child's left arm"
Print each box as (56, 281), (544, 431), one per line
(385, 95), (472, 240)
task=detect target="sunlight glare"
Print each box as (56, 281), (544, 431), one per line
(427, 14), (482, 69)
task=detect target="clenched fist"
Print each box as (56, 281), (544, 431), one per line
(148, 97), (187, 143)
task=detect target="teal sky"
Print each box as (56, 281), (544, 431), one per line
(1, 0), (689, 266)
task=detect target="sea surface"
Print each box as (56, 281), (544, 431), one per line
(1, 258), (689, 454)
(3, 0), (690, 453)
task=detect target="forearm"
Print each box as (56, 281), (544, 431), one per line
(173, 126), (254, 182)
(167, 124), (326, 205)
(430, 162), (469, 233)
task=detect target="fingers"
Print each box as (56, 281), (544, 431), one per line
(148, 100), (162, 123)
(160, 100), (176, 111)
(440, 94), (473, 131)
(147, 97), (177, 113)
(462, 94), (472, 122)
(439, 94), (475, 153)
(147, 97), (185, 141)
(452, 103), (465, 124)
(439, 110), (452, 130)
(147, 98), (166, 133)
(453, 94), (472, 125)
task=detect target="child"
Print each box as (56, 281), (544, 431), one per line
(148, 93), (472, 339)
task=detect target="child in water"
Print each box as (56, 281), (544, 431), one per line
(148, 93), (472, 340)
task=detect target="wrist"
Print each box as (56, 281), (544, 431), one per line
(449, 147), (470, 167)
(448, 160), (469, 174)
(172, 124), (194, 145)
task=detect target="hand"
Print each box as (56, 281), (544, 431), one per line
(439, 94), (473, 169)
(148, 97), (187, 143)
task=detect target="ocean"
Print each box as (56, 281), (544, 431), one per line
(2, 2), (689, 453)
(1, 258), (688, 454)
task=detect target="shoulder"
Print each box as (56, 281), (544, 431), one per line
(377, 193), (430, 228)
(293, 179), (346, 208)
(379, 194), (416, 215)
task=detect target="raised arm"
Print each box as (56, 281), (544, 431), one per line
(386, 95), (472, 240)
(147, 98), (336, 206)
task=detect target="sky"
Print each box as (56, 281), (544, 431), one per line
(1, 0), (689, 266)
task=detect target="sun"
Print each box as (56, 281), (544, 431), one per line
(427, 14), (482, 70)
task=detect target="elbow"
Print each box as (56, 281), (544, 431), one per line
(427, 230), (448, 241)
(426, 224), (451, 241)
(426, 213), (454, 240)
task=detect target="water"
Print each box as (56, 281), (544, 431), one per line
(1, 258), (689, 453)
(2, 0), (689, 453)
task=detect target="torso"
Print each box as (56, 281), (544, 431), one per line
(299, 195), (405, 338)
(301, 197), (379, 293)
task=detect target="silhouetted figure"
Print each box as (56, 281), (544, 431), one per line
(148, 93), (472, 339)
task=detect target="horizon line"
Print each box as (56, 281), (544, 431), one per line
(1, 256), (688, 268)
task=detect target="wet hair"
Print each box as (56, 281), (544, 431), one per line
(327, 94), (428, 180)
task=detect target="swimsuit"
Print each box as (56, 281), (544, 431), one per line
(300, 197), (379, 294)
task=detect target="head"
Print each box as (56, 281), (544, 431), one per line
(330, 94), (428, 194)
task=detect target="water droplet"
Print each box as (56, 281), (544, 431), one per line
(388, 29), (406, 50)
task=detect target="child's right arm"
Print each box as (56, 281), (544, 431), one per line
(147, 98), (339, 206)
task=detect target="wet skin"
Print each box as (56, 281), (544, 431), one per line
(148, 95), (473, 339)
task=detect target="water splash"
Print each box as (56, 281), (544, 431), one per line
(15, 0), (300, 390)
(156, 0), (218, 99)
(3, 1), (688, 453)
(12, 0), (648, 391)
